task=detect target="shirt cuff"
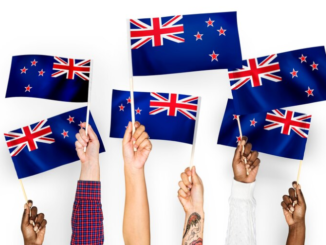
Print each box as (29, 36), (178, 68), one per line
(75, 181), (101, 201)
(231, 179), (255, 200)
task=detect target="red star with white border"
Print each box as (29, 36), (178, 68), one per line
(38, 69), (45, 76)
(31, 59), (38, 66)
(135, 107), (142, 115)
(21, 67), (28, 74)
(233, 114), (238, 120)
(67, 115), (74, 124)
(126, 97), (131, 104)
(299, 54), (307, 63)
(310, 62), (318, 71)
(25, 84), (32, 92)
(61, 130), (69, 138)
(217, 27), (226, 36)
(194, 32), (203, 41)
(250, 118), (257, 127)
(236, 136), (242, 143)
(206, 18), (215, 27)
(305, 87), (314, 97)
(290, 69), (298, 78)
(119, 104), (125, 111)
(209, 51), (219, 62)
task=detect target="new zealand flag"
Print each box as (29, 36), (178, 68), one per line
(217, 99), (312, 160)
(110, 89), (199, 144)
(4, 107), (105, 179)
(6, 55), (90, 102)
(130, 12), (242, 76)
(229, 46), (326, 115)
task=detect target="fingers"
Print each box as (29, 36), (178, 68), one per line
(283, 195), (295, 213)
(75, 131), (88, 147)
(30, 206), (38, 225)
(233, 137), (248, 163)
(249, 158), (260, 171)
(248, 151), (258, 163)
(134, 131), (149, 149)
(138, 139), (152, 152)
(289, 188), (297, 205)
(178, 188), (188, 198)
(184, 167), (191, 177)
(36, 226), (46, 244)
(123, 122), (133, 145)
(296, 184), (306, 206)
(178, 181), (190, 196)
(34, 213), (44, 232)
(22, 203), (30, 226)
(132, 124), (145, 143)
(243, 143), (252, 157)
(281, 201), (289, 211)
(181, 172), (192, 188)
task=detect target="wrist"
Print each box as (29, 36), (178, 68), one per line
(186, 209), (204, 217)
(80, 162), (100, 181)
(289, 221), (305, 231)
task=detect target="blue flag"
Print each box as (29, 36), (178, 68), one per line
(110, 90), (199, 144)
(229, 46), (326, 115)
(4, 107), (105, 179)
(6, 55), (90, 102)
(130, 12), (242, 76)
(217, 99), (312, 160)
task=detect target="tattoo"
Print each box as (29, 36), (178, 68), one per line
(187, 221), (201, 241)
(183, 212), (201, 238)
(189, 238), (203, 245)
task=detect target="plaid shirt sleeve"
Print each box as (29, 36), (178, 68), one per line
(71, 181), (104, 245)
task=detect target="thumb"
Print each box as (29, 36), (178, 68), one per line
(123, 122), (132, 145)
(191, 166), (201, 185)
(296, 184), (305, 205)
(21, 203), (30, 226)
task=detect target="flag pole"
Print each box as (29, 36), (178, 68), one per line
(296, 160), (303, 184)
(190, 97), (201, 170)
(127, 19), (137, 151)
(236, 116), (248, 175)
(19, 179), (28, 203)
(84, 59), (93, 152)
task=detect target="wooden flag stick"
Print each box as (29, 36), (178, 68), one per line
(236, 116), (248, 175)
(296, 160), (303, 184)
(190, 97), (201, 169)
(19, 179), (28, 203)
(129, 78), (136, 134)
(84, 59), (93, 153)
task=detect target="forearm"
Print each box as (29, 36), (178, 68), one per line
(79, 161), (100, 181)
(286, 222), (305, 245)
(123, 166), (150, 245)
(182, 210), (204, 245)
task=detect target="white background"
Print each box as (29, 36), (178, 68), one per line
(0, 0), (325, 244)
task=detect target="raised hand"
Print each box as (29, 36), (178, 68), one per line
(21, 200), (47, 245)
(123, 121), (152, 170)
(233, 136), (260, 183)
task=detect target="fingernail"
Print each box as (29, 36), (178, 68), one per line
(30, 220), (35, 226)
(34, 226), (38, 232)
(289, 210), (293, 214)
(134, 145), (138, 149)
(293, 201), (297, 206)
(290, 207), (294, 212)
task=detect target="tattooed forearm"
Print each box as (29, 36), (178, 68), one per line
(189, 238), (203, 245)
(183, 212), (201, 238)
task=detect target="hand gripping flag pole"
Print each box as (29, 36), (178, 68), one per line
(84, 59), (93, 152)
(236, 116), (249, 175)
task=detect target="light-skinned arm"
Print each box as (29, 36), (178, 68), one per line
(123, 121), (152, 245)
(178, 167), (204, 245)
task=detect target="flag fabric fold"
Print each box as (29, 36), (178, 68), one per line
(229, 46), (326, 115)
(130, 12), (242, 76)
(217, 99), (312, 160)
(4, 107), (105, 179)
(6, 55), (90, 102)
(110, 89), (199, 144)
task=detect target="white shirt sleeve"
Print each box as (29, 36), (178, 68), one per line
(225, 179), (256, 245)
